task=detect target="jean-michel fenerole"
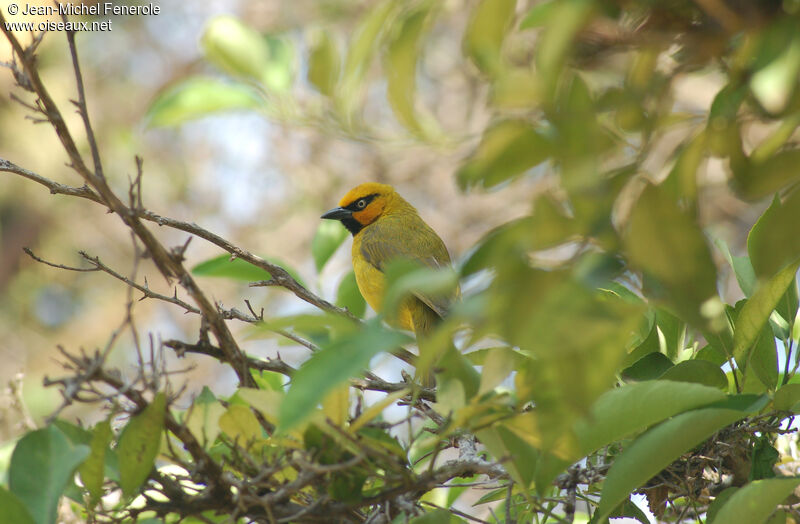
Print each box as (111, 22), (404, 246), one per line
(21, 2), (160, 16)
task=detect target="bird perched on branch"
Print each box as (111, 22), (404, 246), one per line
(321, 182), (457, 352)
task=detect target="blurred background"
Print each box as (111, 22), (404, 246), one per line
(0, 0), (765, 446)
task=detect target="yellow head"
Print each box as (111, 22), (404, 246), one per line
(321, 182), (397, 235)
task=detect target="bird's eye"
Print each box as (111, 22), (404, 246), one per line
(356, 199), (367, 209)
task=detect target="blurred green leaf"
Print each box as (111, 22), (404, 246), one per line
(185, 393), (226, 449)
(575, 381), (726, 455)
(336, 271), (367, 318)
(409, 509), (465, 523)
(385, 4), (441, 139)
(750, 33), (800, 115)
(312, 220), (349, 273)
(78, 420), (112, 505)
(307, 29), (340, 96)
(747, 322), (779, 390)
(9, 425), (89, 524)
(192, 253), (306, 288)
(706, 487), (738, 524)
(595, 396), (765, 522)
(624, 183), (718, 326)
(535, 0), (595, 99)
(118, 393), (166, 499)
(202, 15), (293, 90)
(0, 486), (34, 524)
(146, 77), (261, 127)
(278, 320), (410, 432)
(520, 0), (557, 29)
(337, 0), (399, 120)
(748, 190), (800, 280)
(733, 261), (800, 366)
(463, 0), (515, 76)
(456, 119), (551, 189)
(659, 360), (728, 390)
(712, 477), (800, 524)
(478, 347), (518, 394)
(734, 150), (800, 200)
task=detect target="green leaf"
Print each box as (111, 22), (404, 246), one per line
(575, 381), (726, 455)
(219, 404), (262, 448)
(278, 320), (410, 432)
(337, 0), (399, 120)
(118, 393), (166, 499)
(774, 383), (800, 411)
(201, 15), (293, 90)
(748, 190), (800, 280)
(735, 150), (800, 200)
(307, 29), (340, 96)
(748, 323), (779, 390)
(385, 4), (440, 139)
(707, 487), (738, 524)
(520, 0), (557, 29)
(312, 220), (349, 273)
(78, 420), (112, 505)
(456, 119), (552, 189)
(185, 394), (226, 449)
(624, 183), (719, 326)
(476, 425), (538, 488)
(733, 261), (800, 364)
(192, 253), (306, 287)
(463, 0), (515, 76)
(146, 77), (261, 127)
(335, 271), (366, 318)
(478, 347), (518, 394)
(9, 426), (89, 524)
(750, 33), (800, 114)
(659, 360), (728, 390)
(749, 436), (779, 481)
(595, 398), (763, 522)
(621, 352), (674, 382)
(712, 477), (800, 524)
(0, 486), (34, 524)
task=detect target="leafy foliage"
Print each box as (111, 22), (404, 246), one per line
(4, 0), (800, 522)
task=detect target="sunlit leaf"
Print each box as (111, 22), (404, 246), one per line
(478, 347), (518, 394)
(9, 426), (89, 524)
(118, 393), (166, 498)
(322, 384), (350, 426)
(146, 77), (261, 128)
(185, 390), (226, 449)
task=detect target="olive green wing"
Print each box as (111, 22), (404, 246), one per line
(359, 214), (455, 318)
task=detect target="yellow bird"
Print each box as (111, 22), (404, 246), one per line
(320, 182), (456, 338)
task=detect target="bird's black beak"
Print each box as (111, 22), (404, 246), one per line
(321, 207), (352, 221)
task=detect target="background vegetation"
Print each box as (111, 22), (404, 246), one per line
(2, 0), (800, 522)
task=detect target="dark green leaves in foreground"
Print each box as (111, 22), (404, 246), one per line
(9, 425), (89, 524)
(278, 320), (410, 432)
(118, 393), (166, 498)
